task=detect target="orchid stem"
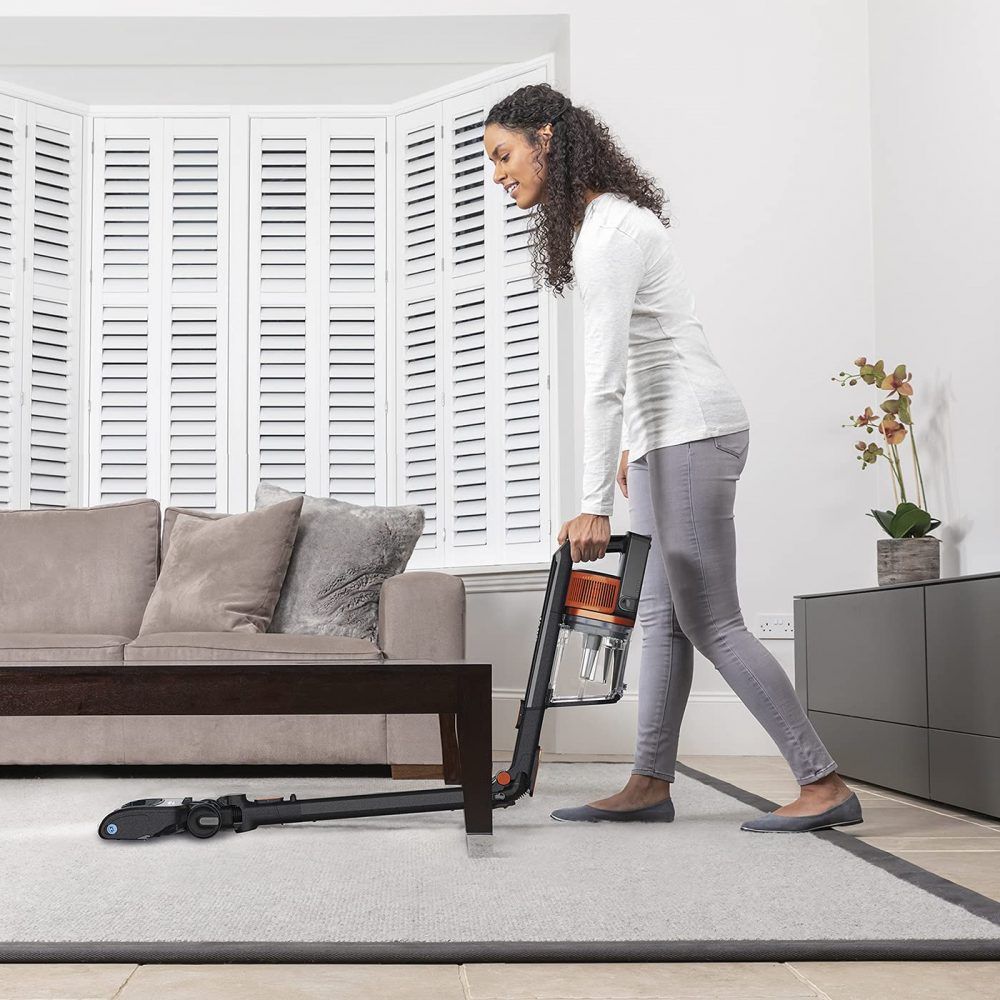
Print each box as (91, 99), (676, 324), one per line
(909, 429), (927, 510)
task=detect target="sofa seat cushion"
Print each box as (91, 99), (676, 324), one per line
(0, 634), (128, 664)
(124, 632), (383, 663)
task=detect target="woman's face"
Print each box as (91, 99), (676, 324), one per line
(484, 123), (553, 210)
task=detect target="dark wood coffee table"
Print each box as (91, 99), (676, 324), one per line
(0, 659), (494, 846)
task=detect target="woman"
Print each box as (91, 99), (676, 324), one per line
(483, 83), (863, 833)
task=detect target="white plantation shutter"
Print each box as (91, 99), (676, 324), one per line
(399, 295), (439, 549)
(395, 68), (553, 568)
(328, 304), (378, 503)
(256, 304), (308, 492)
(166, 304), (222, 508)
(96, 304), (150, 501)
(0, 97), (21, 508)
(324, 122), (385, 505)
(449, 281), (489, 549)
(502, 275), (543, 544)
(394, 103), (443, 555)
(23, 104), (83, 509)
(92, 125), (155, 503)
(0, 290), (12, 509)
(163, 123), (228, 510)
(89, 118), (229, 509)
(248, 118), (386, 505)
(443, 87), (492, 561)
(492, 66), (550, 559)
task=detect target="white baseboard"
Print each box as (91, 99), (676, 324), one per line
(490, 687), (781, 757)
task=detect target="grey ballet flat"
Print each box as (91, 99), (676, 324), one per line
(740, 791), (863, 833)
(550, 798), (675, 823)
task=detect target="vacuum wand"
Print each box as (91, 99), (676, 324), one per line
(97, 531), (652, 841)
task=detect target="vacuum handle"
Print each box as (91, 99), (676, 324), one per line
(554, 533), (632, 558)
(605, 534), (631, 555)
(556, 531), (651, 616)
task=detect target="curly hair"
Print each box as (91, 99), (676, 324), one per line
(485, 82), (670, 295)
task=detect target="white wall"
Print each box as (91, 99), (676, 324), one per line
(868, 0), (1000, 578)
(4, 1), (989, 761)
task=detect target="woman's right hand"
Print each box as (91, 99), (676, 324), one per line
(617, 449), (629, 498)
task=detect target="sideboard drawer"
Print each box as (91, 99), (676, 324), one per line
(809, 710), (929, 797)
(929, 728), (1000, 818)
(926, 577), (1000, 739)
(803, 588), (927, 726)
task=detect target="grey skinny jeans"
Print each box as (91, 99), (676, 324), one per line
(627, 428), (839, 785)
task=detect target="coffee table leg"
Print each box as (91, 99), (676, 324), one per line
(457, 670), (493, 847)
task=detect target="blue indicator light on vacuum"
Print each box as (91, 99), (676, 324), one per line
(106, 824), (118, 835)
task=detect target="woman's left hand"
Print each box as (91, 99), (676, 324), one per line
(557, 513), (611, 562)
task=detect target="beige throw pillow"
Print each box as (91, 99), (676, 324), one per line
(138, 496), (303, 635)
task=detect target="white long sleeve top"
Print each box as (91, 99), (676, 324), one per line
(573, 192), (750, 516)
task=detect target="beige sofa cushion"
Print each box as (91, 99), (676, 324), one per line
(0, 498), (160, 637)
(125, 631), (382, 662)
(160, 507), (227, 563)
(0, 634), (128, 664)
(138, 497), (303, 635)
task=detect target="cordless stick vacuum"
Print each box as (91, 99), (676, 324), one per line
(98, 531), (652, 842)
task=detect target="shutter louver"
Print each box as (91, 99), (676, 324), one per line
(31, 125), (73, 291)
(328, 305), (376, 503)
(328, 136), (376, 294)
(171, 135), (219, 294)
(25, 106), (81, 509)
(0, 291), (13, 508)
(323, 124), (385, 506)
(0, 103), (18, 508)
(92, 125), (157, 504)
(403, 121), (437, 287)
(503, 276), (542, 543)
(168, 305), (218, 508)
(163, 122), (229, 511)
(97, 305), (148, 501)
(257, 304), (307, 493)
(401, 296), (438, 549)
(451, 285), (488, 547)
(0, 108), (15, 285)
(101, 135), (151, 294)
(503, 188), (533, 266)
(395, 106), (443, 562)
(260, 136), (307, 294)
(28, 297), (71, 507)
(250, 123), (315, 500)
(449, 104), (486, 277)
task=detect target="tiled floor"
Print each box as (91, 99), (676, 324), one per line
(2, 755), (999, 999)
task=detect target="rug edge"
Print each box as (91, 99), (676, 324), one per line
(2, 939), (1000, 963)
(674, 760), (1000, 930)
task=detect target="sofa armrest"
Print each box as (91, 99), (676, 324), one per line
(377, 571), (466, 660)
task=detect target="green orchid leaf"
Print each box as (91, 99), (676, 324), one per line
(868, 509), (896, 533)
(889, 506), (932, 538)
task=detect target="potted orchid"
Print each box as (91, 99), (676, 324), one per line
(832, 357), (941, 585)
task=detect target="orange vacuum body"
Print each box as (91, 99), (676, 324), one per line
(564, 570), (638, 629)
(554, 565), (644, 695)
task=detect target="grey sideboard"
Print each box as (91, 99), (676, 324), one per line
(793, 569), (1000, 819)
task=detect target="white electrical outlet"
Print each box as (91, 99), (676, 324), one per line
(756, 614), (795, 639)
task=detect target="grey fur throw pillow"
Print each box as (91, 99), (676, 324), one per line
(254, 483), (425, 642)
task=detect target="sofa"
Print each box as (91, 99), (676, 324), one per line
(0, 498), (466, 770)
